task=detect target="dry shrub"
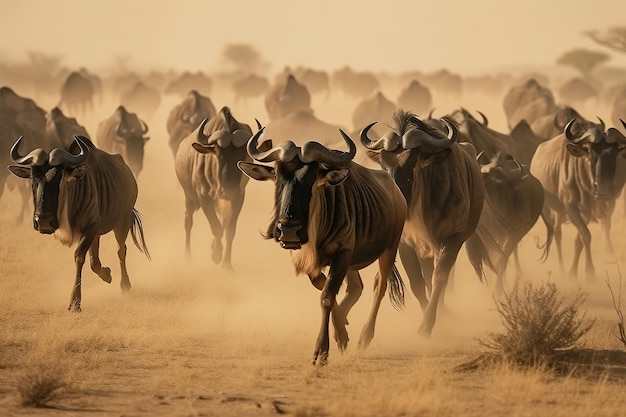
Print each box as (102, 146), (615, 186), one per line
(605, 269), (626, 349)
(478, 279), (594, 367)
(16, 358), (73, 407)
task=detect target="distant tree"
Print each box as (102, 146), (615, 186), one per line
(585, 26), (626, 54)
(221, 43), (263, 71)
(556, 48), (611, 77)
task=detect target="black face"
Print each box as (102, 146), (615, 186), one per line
(267, 160), (318, 249)
(118, 119), (146, 175)
(215, 145), (250, 200)
(29, 164), (63, 234)
(588, 143), (620, 199)
(375, 149), (419, 205)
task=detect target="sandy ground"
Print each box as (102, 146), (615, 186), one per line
(0, 87), (625, 416)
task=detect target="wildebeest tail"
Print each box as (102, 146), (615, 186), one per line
(465, 222), (502, 283)
(377, 263), (405, 311)
(536, 210), (553, 263)
(131, 208), (151, 261)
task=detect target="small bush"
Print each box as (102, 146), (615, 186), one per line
(478, 279), (594, 366)
(17, 361), (72, 407)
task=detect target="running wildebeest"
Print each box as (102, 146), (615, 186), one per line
(361, 110), (485, 336)
(238, 125), (407, 365)
(8, 135), (150, 311)
(174, 107), (252, 270)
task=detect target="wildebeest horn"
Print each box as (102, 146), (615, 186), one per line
(140, 119), (149, 134)
(476, 150), (490, 166)
(621, 119), (626, 132)
(477, 110), (488, 127)
(596, 116), (605, 131)
(360, 122), (401, 152)
(427, 108), (436, 120)
(564, 119), (586, 144)
(48, 136), (89, 167)
(247, 127), (286, 162)
(311, 129), (356, 164)
(196, 118), (210, 143)
(255, 118), (262, 130)
(10, 136), (48, 166)
(402, 118), (457, 150)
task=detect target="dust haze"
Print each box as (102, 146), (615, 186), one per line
(1, 1), (626, 415)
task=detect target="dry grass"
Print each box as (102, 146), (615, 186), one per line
(15, 352), (75, 407)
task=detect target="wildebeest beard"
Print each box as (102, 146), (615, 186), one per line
(263, 160), (316, 248)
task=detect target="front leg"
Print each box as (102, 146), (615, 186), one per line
(69, 225), (97, 312)
(312, 250), (351, 366)
(309, 272), (351, 353)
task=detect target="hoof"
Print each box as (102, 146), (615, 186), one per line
(120, 280), (132, 292)
(100, 267), (112, 283)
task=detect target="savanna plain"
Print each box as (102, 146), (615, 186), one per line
(1, 84), (625, 417)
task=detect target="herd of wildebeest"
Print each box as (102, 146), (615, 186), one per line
(1, 64), (626, 365)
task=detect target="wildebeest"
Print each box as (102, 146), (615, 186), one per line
(558, 78), (598, 106)
(166, 90), (217, 156)
(361, 110), (484, 335)
(233, 73), (270, 103)
(530, 105), (590, 140)
(59, 69), (99, 117)
(530, 119), (626, 278)
(332, 67), (380, 99)
(238, 125), (407, 365)
(165, 71), (213, 97)
(96, 105), (149, 176)
(46, 106), (91, 149)
(174, 107), (252, 270)
(421, 69), (462, 96)
(119, 81), (162, 119)
(465, 152), (544, 294)
(8, 135), (150, 311)
(264, 74), (312, 122)
(503, 78), (558, 129)
(352, 91), (396, 132)
(397, 80), (433, 116)
(0, 86), (48, 149)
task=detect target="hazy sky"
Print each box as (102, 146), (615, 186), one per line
(1, 0), (625, 75)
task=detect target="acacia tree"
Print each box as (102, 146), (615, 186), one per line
(585, 26), (626, 54)
(556, 48), (610, 77)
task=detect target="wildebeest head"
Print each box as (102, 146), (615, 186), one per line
(564, 118), (626, 199)
(48, 107), (90, 148)
(114, 105), (149, 176)
(180, 90), (216, 128)
(477, 151), (526, 185)
(7, 135), (90, 233)
(238, 126), (356, 249)
(361, 109), (457, 204)
(192, 107), (253, 200)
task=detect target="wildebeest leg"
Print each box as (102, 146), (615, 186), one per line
(89, 236), (112, 284)
(398, 242), (428, 311)
(199, 197), (224, 265)
(570, 236), (583, 279)
(600, 215), (615, 256)
(567, 208), (593, 279)
(313, 250), (351, 366)
(553, 215), (564, 273)
(220, 198), (244, 271)
(114, 226), (132, 291)
(184, 196), (198, 258)
(309, 272), (352, 352)
(418, 234), (464, 336)
(358, 249), (395, 349)
(69, 226), (97, 312)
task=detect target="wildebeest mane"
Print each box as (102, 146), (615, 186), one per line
(392, 109), (447, 139)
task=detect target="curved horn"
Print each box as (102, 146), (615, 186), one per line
(427, 108), (436, 120)
(360, 122), (382, 150)
(246, 127), (296, 162)
(10, 136), (48, 166)
(196, 118), (210, 143)
(477, 110), (488, 127)
(513, 159), (523, 172)
(48, 136), (89, 167)
(564, 119), (586, 144)
(622, 119), (626, 133)
(402, 120), (456, 150)
(442, 118), (459, 143)
(596, 116), (605, 131)
(206, 130), (230, 146)
(255, 118), (263, 130)
(140, 119), (149, 135)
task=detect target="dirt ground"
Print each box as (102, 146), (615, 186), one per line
(1, 87), (625, 417)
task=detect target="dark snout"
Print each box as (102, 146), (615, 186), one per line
(276, 218), (305, 249)
(34, 214), (58, 234)
(593, 182), (614, 200)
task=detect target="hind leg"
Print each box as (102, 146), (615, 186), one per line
(89, 236), (112, 284)
(199, 197), (224, 265)
(398, 241), (429, 311)
(184, 196), (198, 259)
(114, 226), (131, 292)
(219, 197), (244, 271)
